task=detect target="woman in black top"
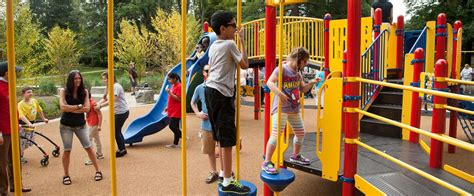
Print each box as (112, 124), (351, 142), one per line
(59, 70), (102, 185)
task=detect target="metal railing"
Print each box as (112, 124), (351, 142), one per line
(241, 17), (325, 63)
(360, 29), (388, 109)
(408, 26), (428, 54)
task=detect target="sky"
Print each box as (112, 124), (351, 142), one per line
(391, 0), (410, 20)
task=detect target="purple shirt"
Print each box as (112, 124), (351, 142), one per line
(271, 64), (302, 114)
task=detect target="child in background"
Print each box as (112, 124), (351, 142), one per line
(262, 47), (320, 174)
(85, 92), (104, 165)
(188, 43), (206, 61)
(165, 72), (182, 148)
(18, 86), (49, 163)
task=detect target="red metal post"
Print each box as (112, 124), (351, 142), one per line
(254, 22), (260, 120)
(448, 20), (462, 153)
(373, 9), (382, 81)
(396, 15), (405, 70)
(343, 0), (361, 195)
(203, 22), (209, 33)
(430, 59), (448, 168)
(409, 48), (424, 143)
(436, 14), (447, 61)
(324, 13), (331, 77)
(263, 5), (276, 196)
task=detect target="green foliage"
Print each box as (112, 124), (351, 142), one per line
(30, 0), (79, 33)
(77, 1), (107, 67)
(0, 4), (47, 78)
(115, 20), (150, 75)
(37, 79), (57, 96)
(141, 72), (164, 90)
(43, 26), (81, 83)
(150, 8), (201, 71)
(38, 97), (61, 119)
(118, 75), (132, 92)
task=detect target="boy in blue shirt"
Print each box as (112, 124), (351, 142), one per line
(191, 65), (223, 184)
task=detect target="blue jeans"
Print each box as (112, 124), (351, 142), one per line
(60, 124), (91, 151)
(115, 111), (129, 151)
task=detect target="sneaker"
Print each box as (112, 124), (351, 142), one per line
(221, 180), (250, 194)
(96, 153), (104, 160)
(115, 150), (127, 158)
(289, 154), (311, 165)
(261, 162), (278, 174)
(218, 172), (235, 183)
(205, 172), (219, 184)
(84, 160), (93, 166)
(165, 144), (179, 148)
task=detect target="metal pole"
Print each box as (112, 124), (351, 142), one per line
(396, 15), (404, 70)
(447, 20), (462, 153)
(409, 48), (424, 143)
(263, 4), (276, 196)
(342, 0), (361, 195)
(324, 13), (331, 77)
(236, 0), (242, 181)
(430, 59), (448, 168)
(5, 0), (22, 195)
(373, 9), (382, 81)
(254, 22), (260, 120)
(436, 14), (447, 61)
(106, 1), (117, 195)
(180, 0), (188, 194)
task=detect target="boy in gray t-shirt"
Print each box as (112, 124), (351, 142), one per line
(204, 10), (249, 194)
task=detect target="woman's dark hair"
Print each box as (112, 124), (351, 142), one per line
(167, 72), (181, 82)
(65, 70), (86, 100)
(210, 10), (234, 35)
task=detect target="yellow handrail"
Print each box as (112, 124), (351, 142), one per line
(445, 78), (474, 86)
(236, 0), (242, 181)
(444, 105), (474, 116)
(356, 78), (474, 102)
(353, 108), (474, 152)
(354, 140), (471, 195)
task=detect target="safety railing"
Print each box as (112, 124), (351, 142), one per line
(408, 26), (428, 54)
(241, 16), (325, 63)
(360, 29), (388, 109)
(351, 76), (474, 195)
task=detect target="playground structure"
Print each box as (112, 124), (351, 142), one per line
(3, 0), (474, 196)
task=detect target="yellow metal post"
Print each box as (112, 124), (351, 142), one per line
(181, 0), (188, 194)
(276, 0), (285, 177)
(106, 1), (117, 195)
(5, 1), (22, 195)
(401, 54), (415, 140)
(236, 0), (242, 181)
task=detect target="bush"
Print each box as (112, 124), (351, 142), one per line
(118, 76), (132, 92)
(141, 73), (164, 91)
(37, 80), (57, 96)
(37, 97), (61, 119)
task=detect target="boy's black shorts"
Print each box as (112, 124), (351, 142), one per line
(204, 86), (236, 147)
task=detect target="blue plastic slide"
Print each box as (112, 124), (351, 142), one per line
(124, 33), (217, 144)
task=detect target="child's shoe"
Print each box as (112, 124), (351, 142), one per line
(84, 160), (93, 165)
(165, 144), (179, 148)
(261, 161), (278, 174)
(289, 154), (311, 165)
(205, 172), (219, 184)
(221, 180), (250, 194)
(218, 172), (235, 183)
(96, 153), (104, 160)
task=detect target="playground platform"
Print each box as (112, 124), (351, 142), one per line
(284, 132), (474, 195)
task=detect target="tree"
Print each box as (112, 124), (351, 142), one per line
(404, 0), (473, 64)
(150, 8), (201, 71)
(77, 0), (107, 67)
(30, 0), (80, 34)
(43, 26), (81, 83)
(115, 20), (150, 76)
(0, 3), (47, 79)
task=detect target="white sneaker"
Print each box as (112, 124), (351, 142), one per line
(165, 144), (179, 148)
